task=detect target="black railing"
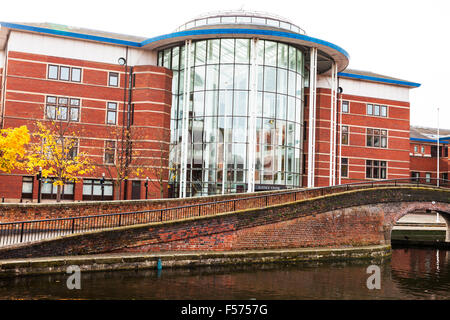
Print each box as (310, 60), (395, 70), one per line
(0, 178), (448, 247)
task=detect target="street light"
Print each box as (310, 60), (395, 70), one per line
(36, 167), (42, 203)
(101, 173), (105, 201)
(145, 177), (149, 199)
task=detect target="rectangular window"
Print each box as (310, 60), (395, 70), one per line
(414, 145), (418, 153)
(107, 102), (117, 124)
(82, 179), (114, 201)
(71, 68), (81, 82)
(425, 172), (431, 183)
(381, 105), (387, 117)
(104, 140), (116, 164)
(109, 72), (119, 87)
(342, 101), (349, 113)
(41, 177), (75, 200)
(341, 158), (348, 177)
(68, 139), (78, 159)
(21, 176), (34, 199)
(411, 172), (420, 181)
(367, 128), (387, 148)
(443, 173), (448, 182)
(421, 146), (425, 153)
(46, 96), (80, 122)
(342, 126), (349, 145)
(48, 65), (59, 79)
(367, 104), (373, 115)
(366, 160), (387, 179)
(60, 66), (70, 81)
(374, 105), (380, 116)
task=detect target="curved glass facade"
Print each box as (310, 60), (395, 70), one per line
(158, 38), (305, 197)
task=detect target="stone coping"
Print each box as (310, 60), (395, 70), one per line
(0, 245), (391, 278)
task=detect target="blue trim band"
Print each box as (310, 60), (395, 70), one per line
(140, 28), (350, 59)
(0, 22), (142, 47)
(339, 72), (421, 88)
(410, 137), (449, 144)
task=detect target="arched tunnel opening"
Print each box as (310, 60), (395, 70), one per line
(391, 209), (450, 248)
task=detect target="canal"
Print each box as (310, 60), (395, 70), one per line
(0, 247), (448, 300)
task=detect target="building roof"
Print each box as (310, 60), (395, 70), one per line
(339, 68), (421, 88)
(410, 126), (450, 144)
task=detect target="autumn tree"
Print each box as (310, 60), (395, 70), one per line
(102, 126), (172, 200)
(0, 125), (30, 173)
(25, 120), (95, 202)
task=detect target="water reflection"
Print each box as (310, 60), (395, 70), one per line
(0, 248), (449, 300)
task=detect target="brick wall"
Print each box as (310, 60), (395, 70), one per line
(0, 51), (172, 201)
(0, 187), (448, 259)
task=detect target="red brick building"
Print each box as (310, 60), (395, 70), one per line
(0, 12), (433, 202)
(409, 126), (450, 184)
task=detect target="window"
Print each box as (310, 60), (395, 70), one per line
(60, 66), (70, 81)
(68, 139), (78, 159)
(71, 68), (81, 82)
(104, 140), (116, 164)
(21, 176), (34, 199)
(48, 65), (58, 79)
(442, 173), (448, 182)
(366, 160), (387, 179)
(107, 102), (117, 124)
(46, 96), (80, 122)
(341, 158), (348, 177)
(425, 172), (431, 183)
(411, 172), (420, 181)
(342, 126), (349, 145)
(41, 178), (74, 200)
(342, 101), (349, 113)
(48, 64), (82, 82)
(367, 104), (387, 117)
(109, 72), (119, 87)
(367, 128), (387, 148)
(414, 145), (418, 153)
(82, 179), (114, 201)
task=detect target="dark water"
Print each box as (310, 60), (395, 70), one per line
(0, 248), (449, 300)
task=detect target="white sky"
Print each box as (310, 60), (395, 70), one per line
(1, 0), (449, 129)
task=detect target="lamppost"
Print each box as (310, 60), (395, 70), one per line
(337, 86), (343, 185)
(437, 107), (440, 187)
(101, 173), (105, 201)
(36, 167), (42, 203)
(145, 177), (149, 199)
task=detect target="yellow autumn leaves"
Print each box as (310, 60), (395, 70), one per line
(0, 123), (95, 192)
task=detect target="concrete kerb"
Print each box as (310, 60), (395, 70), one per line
(0, 244), (391, 278)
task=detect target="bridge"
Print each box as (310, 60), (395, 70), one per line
(0, 179), (449, 259)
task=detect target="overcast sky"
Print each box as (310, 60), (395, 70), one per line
(1, 0), (449, 129)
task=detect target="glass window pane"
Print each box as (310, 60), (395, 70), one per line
(233, 91), (248, 117)
(48, 65), (58, 79)
(263, 92), (276, 118)
(235, 39), (250, 64)
(70, 99), (80, 106)
(46, 105), (56, 119)
(374, 105), (380, 116)
(233, 117), (247, 143)
(58, 97), (68, 105)
(277, 43), (288, 68)
(234, 64), (248, 90)
(195, 41), (206, 66)
(205, 65), (219, 90)
(264, 66), (276, 92)
(381, 105), (387, 117)
(276, 94), (287, 120)
(193, 66), (205, 91)
(107, 111), (116, 124)
(289, 46), (296, 71)
(47, 96), (57, 104)
(218, 90), (233, 116)
(60, 66), (70, 81)
(71, 68), (81, 82)
(220, 39), (235, 64)
(219, 64), (233, 89)
(277, 68), (287, 94)
(193, 92), (204, 117)
(207, 39), (220, 64)
(288, 71), (296, 97)
(172, 46), (179, 70)
(367, 104), (373, 115)
(163, 48), (171, 69)
(108, 102), (117, 110)
(264, 41), (277, 66)
(64, 183), (74, 195)
(57, 106), (68, 120)
(205, 91), (219, 116)
(70, 107), (79, 122)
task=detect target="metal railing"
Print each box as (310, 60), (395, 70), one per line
(0, 178), (448, 247)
